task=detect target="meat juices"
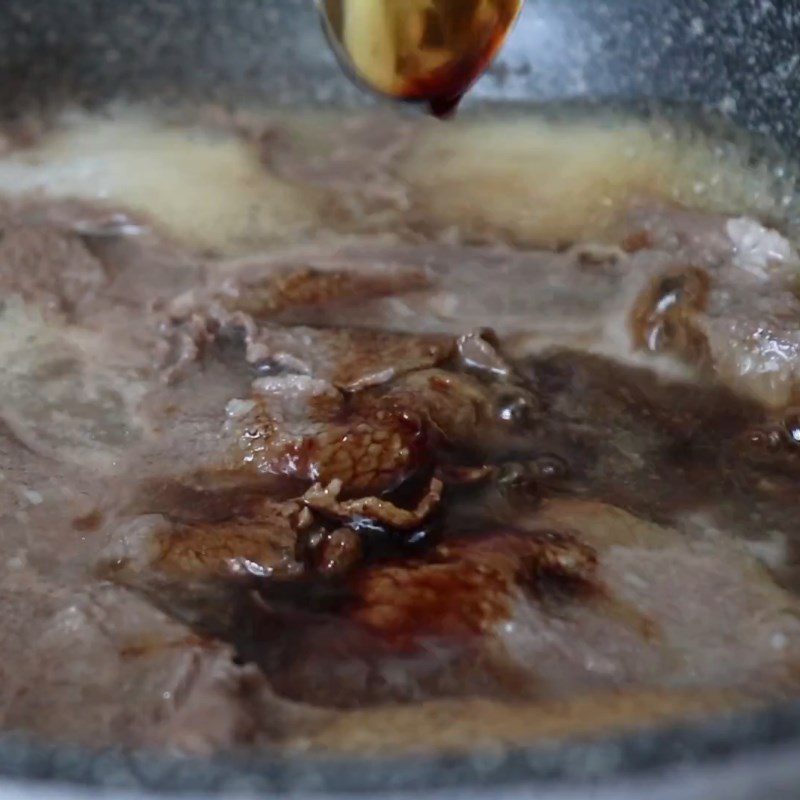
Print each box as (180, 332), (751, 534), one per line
(0, 109), (799, 756)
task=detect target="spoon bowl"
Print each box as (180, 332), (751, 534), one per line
(316, 0), (525, 116)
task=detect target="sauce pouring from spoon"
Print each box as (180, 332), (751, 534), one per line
(317, 0), (526, 118)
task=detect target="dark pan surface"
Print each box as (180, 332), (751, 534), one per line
(0, 0), (800, 147)
(3, 701), (800, 795)
(1, 0), (800, 795)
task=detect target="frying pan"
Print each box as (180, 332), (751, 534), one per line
(2, 0), (800, 797)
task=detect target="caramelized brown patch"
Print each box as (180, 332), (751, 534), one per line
(379, 369), (500, 446)
(240, 399), (429, 495)
(216, 265), (430, 319)
(153, 519), (298, 579)
(119, 633), (211, 660)
(238, 360), (509, 497)
(72, 509), (104, 533)
(350, 530), (597, 650)
(111, 490), (305, 581)
(630, 266), (712, 362)
(330, 332), (452, 392)
(621, 229), (654, 254)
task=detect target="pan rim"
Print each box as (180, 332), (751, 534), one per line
(2, 698), (799, 795)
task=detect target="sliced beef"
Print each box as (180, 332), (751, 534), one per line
(171, 249), (431, 321)
(0, 224), (106, 317)
(627, 213), (800, 407)
(185, 213), (800, 414)
(251, 112), (418, 233)
(208, 241), (632, 341)
(160, 497), (800, 712)
(1, 177), (800, 758)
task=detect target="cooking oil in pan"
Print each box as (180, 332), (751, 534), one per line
(0, 107), (796, 253)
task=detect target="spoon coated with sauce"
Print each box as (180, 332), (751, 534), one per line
(317, 0), (525, 118)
